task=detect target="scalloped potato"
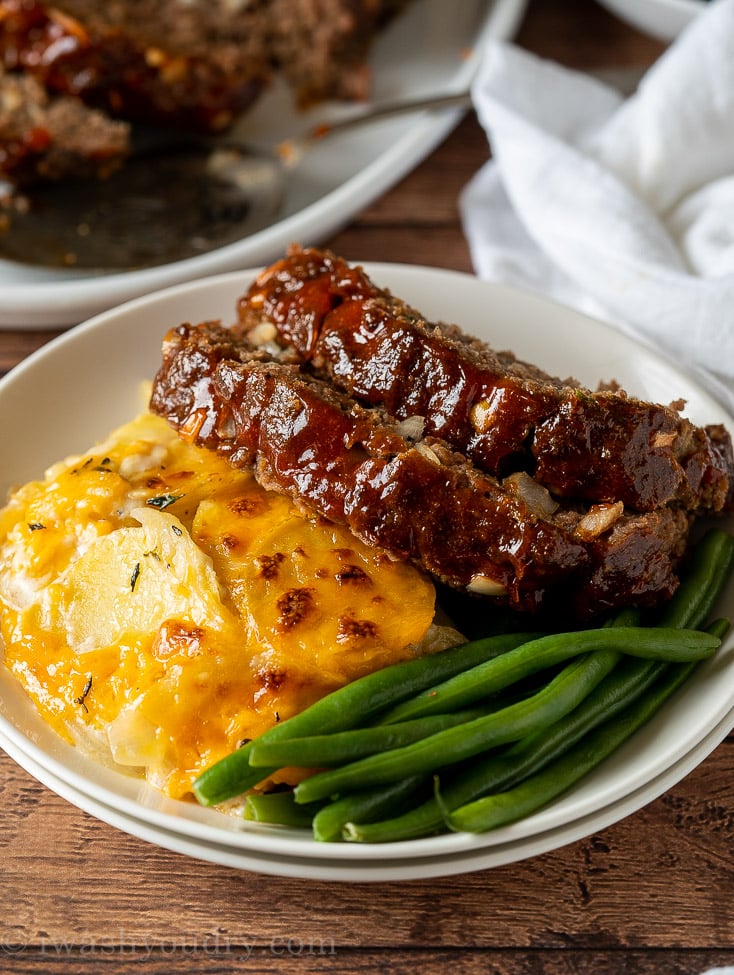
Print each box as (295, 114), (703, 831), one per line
(0, 410), (449, 799)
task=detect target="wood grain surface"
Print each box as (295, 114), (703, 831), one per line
(2, 2), (733, 973)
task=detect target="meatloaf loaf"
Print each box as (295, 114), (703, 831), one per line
(149, 318), (695, 619)
(0, 0), (412, 184)
(146, 246), (734, 619)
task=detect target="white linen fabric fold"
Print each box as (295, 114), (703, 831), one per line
(460, 0), (734, 400)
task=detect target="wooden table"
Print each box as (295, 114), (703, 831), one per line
(3, 2), (734, 972)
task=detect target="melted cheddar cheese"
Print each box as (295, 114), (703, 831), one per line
(0, 411), (444, 799)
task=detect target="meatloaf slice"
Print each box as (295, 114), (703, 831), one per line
(265, 0), (413, 107)
(0, 66), (129, 184)
(237, 245), (734, 516)
(149, 320), (692, 619)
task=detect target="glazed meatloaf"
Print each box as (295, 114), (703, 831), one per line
(147, 247), (734, 620)
(0, 0), (271, 134)
(0, 64), (129, 184)
(0, 0), (412, 136)
(150, 318), (696, 620)
(237, 246), (734, 517)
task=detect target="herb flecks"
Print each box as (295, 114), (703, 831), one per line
(130, 562), (141, 592)
(28, 522), (46, 531)
(74, 675), (93, 713)
(146, 493), (183, 510)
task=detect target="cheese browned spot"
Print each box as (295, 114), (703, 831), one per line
(256, 552), (285, 580)
(336, 564), (369, 584)
(276, 587), (316, 628)
(338, 614), (378, 641)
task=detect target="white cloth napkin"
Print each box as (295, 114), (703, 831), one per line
(460, 0), (734, 405)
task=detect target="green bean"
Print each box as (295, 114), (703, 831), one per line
(193, 746), (267, 807)
(193, 631), (539, 806)
(311, 775), (428, 843)
(442, 618), (731, 834)
(703, 618), (731, 643)
(344, 616), (727, 845)
(343, 551), (734, 845)
(604, 607), (641, 628)
(443, 665), (692, 833)
(243, 778), (431, 839)
(377, 626), (719, 725)
(248, 708), (491, 769)
(294, 648), (621, 805)
(339, 607), (645, 844)
(343, 656), (665, 843)
(656, 529), (734, 629)
(243, 791), (320, 829)
(312, 609), (640, 842)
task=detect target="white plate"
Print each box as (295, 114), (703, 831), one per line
(2, 704), (732, 881)
(1, 265), (733, 875)
(0, 0), (528, 330)
(596, 0), (703, 41)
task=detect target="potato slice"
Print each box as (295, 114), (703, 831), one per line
(39, 506), (231, 653)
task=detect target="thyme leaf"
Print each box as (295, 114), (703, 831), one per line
(74, 675), (93, 713)
(130, 562), (141, 591)
(146, 494), (183, 510)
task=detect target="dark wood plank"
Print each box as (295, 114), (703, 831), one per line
(1, 949), (733, 974)
(328, 222), (474, 274)
(0, 330), (61, 376)
(2, 741), (733, 949)
(354, 114), (491, 226)
(519, 0), (666, 68)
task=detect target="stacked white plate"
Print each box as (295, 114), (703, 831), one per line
(1, 265), (733, 880)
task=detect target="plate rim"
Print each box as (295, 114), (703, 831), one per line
(3, 702), (731, 881)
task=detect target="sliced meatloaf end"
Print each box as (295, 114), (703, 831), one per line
(567, 505), (692, 619)
(0, 66), (129, 184)
(0, 0), (272, 133)
(237, 245), (734, 516)
(150, 320), (590, 614)
(0, 0), (416, 133)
